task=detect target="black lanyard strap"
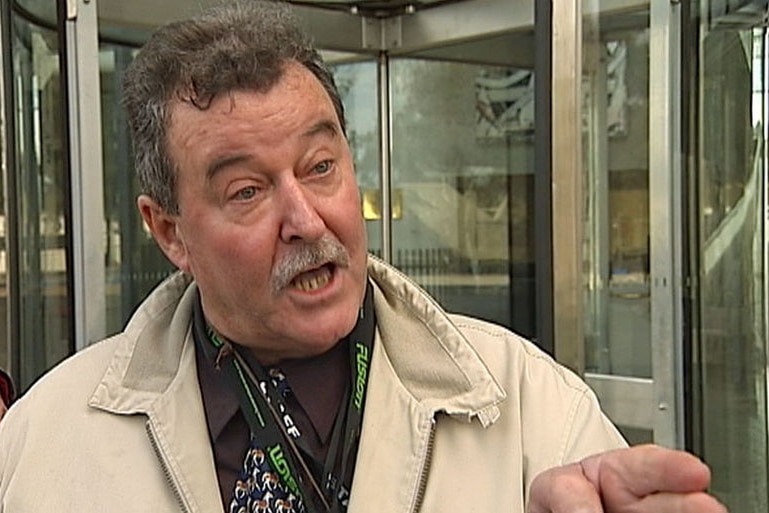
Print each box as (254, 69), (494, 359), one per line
(194, 281), (376, 513)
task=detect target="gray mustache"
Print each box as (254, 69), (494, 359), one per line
(271, 235), (350, 293)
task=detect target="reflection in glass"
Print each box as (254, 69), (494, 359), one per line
(11, 10), (72, 389)
(390, 58), (536, 336)
(692, 3), (768, 511)
(99, 43), (174, 335)
(330, 61), (381, 256)
(582, 9), (651, 378)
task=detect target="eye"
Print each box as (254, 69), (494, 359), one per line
(312, 160), (333, 175)
(233, 185), (257, 201)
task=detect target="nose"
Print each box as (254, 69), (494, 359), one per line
(278, 179), (326, 243)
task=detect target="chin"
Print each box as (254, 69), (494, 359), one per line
(301, 310), (359, 352)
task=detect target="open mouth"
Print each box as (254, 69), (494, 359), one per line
(290, 264), (335, 292)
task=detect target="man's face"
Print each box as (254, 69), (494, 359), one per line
(143, 62), (368, 363)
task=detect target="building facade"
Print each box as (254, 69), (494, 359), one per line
(0, 0), (767, 510)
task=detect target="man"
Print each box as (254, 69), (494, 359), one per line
(0, 2), (726, 513)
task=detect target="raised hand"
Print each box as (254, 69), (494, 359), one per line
(527, 444), (728, 513)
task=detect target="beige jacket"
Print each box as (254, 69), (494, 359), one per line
(0, 257), (625, 512)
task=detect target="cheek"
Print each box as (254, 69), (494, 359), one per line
(350, 209), (369, 256)
(219, 233), (274, 274)
(185, 223), (273, 279)
(194, 243), (274, 302)
(332, 185), (366, 243)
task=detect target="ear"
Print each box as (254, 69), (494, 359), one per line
(137, 194), (191, 273)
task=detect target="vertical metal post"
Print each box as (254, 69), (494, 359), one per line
(761, 19), (769, 464)
(534, 0), (554, 354)
(551, 0), (585, 374)
(649, 0), (684, 448)
(0, 0), (20, 380)
(63, 0), (106, 350)
(583, 2), (610, 372)
(377, 50), (393, 263)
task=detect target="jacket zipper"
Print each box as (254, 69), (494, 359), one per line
(411, 417), (437, 513)
(145, 420), (192, 513)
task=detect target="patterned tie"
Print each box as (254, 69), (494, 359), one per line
(228, 369), (306, 513)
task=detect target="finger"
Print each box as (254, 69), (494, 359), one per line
(527, 463), (603, 513)
(632, 490), (728, 513)
(581, 445), (712, 498)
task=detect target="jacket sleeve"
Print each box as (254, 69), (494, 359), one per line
(558, 386), (628, 465)
(513, 345), (628, 503)
(0, 392), (32, 511)
(457, 318), (628, 493)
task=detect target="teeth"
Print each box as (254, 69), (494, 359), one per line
(292, 267), (331, 291)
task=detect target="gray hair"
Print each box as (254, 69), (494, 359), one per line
(122, 1), (346, 215)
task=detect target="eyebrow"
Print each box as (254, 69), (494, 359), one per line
(302, 119), (340, 140)
(206, 154), (252, 182)
(205, 119), (341, 181)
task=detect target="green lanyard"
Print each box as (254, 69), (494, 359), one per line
(194, 282), (375, 512)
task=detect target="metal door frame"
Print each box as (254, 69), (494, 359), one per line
(552, 0), (685, 447)
(63, 0), (106, 350)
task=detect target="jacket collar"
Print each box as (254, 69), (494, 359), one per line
(89, 271), (196, 414)
(367, 256), (505, 426)
(90, 257), (505, 425)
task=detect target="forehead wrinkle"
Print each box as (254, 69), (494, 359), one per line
(205, 153), (253, 182)
(171, 68), (341, 187)
(169, 115), (251, 184)
(203, 119), (338, 183)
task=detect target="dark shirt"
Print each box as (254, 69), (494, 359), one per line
(195, 331), (350, 509)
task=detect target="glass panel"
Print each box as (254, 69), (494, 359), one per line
(692, 2), (768, 511)
(13, 0), (56, 26)
(11, 9), (72, 389)
(390, 58), (536, 337)
(330, 61), (381, 257)
(0, 8), (8, 376)
(99, 43), (174, 335)
(582, 6), (651, 378)
(617, 426), (652, 445)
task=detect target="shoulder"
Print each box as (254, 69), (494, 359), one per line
(30, 335), (122, 395)
(0, 335), (125, 480)
(448, 314), (588, 393)
(449, 314), (626, 464)
(0, 335), (122, 431)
